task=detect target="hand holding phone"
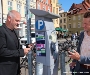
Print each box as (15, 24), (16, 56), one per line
(68, 49), (75, 55)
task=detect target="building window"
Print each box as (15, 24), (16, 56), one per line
(37, 3), (40, 9)
(31, 0), (33, 2)
(31, 29), (35, 32)
(60, 26), (62, 28)
(56, 19), (58, 24)
(73, 22), (76, 28)
(24, 6), (26, 17)
(53, 0), (55, 3)
(31, 13), (33, 18)
(68, 16), (71, 21)
(78, 22), (81, 28)
(60, 14), (62, 17)
(64, 18), (66, 23)
(53, 20), (55, 23)
(64, 25), (66, 29)
(60, 19), (62, 23)
(8, 1), (12, 12)
(48, 7), (50, 12)
(19, 24), (22, 27)
(78, 15), (81, 20)
(64, 14), (66, 17)
(73, 16), (76, 20)
(41, 0), (43, 2)
(56, 8), (58, 14)
(17, 4), (21, 13)
(25, 25), (27, 28)
(53, 7), (55, 13)
(31, 24), (34, 28)
(45, 6), (46, 11)
(25, 29), (27, 37)
(69, 24), (71, 28)
(43, 5), (45, 10)
(46, 0), (48, 4)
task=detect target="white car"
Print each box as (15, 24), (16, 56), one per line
(20, 32), (36, 45)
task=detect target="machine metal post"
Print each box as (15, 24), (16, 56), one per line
(35, 62), (43, 75)
(30, 9), (59, 75)
(60, 51), (66, 75)
(26, 0), (33, 75)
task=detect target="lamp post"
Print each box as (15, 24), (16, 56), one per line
(26, 0), (33, 75)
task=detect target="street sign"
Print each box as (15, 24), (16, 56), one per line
(35, 19), (45, 30)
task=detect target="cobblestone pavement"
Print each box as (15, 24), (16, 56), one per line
(58, 63), (72, 75)
(21, 63), (72, 75)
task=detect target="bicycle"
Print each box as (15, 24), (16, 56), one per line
(20, 44), (36, 75)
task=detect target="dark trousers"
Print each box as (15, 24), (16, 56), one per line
(70, 66), (75, 75)
(75, 66), (90, 75)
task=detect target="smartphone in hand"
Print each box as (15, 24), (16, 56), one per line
(68, 49), (75, 55)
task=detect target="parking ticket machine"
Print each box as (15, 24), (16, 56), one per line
(30, 9), (60, 75)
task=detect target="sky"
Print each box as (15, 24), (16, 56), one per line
(59, 0), (83, 12)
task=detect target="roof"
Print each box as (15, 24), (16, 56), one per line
(30, 9), (60, 19)
(68, 0), (90, 15)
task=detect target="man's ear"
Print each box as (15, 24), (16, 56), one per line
(7, 16), (11, 21)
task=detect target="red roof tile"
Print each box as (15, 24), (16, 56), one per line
(68, 0), (90, 15)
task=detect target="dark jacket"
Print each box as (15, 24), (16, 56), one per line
(0, 24), (24, 75)
(74, 31), (90, 71)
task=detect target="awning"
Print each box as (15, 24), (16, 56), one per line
(55, 27), (63, 31)
(63, 29), (68, 32)
(55, 27), (68, 32)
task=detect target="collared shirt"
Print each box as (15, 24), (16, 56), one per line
(80, 31), (90, 57)
(80, 32), (90, 65)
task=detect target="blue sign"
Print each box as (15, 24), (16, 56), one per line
(35, 19), (45, 30)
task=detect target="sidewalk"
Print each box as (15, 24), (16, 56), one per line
(58, 38), (72, 75)
(58, 63), (72, 75)
(21, 38), (72, 75)
(21, 63), (72, 75)
(57, 38), (71, 42)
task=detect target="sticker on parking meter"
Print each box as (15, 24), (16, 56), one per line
(36, 32), (46, 56)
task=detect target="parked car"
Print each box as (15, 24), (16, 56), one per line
(20, 32), (36, 45)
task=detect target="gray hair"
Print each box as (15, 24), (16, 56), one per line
(7, 11), (15, 18)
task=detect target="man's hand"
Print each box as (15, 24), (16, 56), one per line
(24, 48), (31, 55)
(26, 43), (35, 49)
(68, 50), (80, 60)
(28, 43), (34, 49)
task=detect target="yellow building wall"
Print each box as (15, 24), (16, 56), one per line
(3, 0), (26, 21)
(67, 13), (84, 34)
(51, 0), (60, 28)
(2, 0), (36, 22)
(59, 12), (67, 29)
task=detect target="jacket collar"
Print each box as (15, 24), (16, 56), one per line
(2, 24), (19, 48)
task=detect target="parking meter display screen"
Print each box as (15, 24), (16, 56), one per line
(36, 32), (46, 56)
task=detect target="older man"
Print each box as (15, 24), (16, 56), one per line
(0, 10), (32, 75)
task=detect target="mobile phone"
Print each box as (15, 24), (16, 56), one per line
(70, 49), (75, 53)
(68, 49), (75, 55)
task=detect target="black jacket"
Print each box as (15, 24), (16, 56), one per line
(0, 24), (24, 75)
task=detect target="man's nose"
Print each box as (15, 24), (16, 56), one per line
(17, 22), (20, 25)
